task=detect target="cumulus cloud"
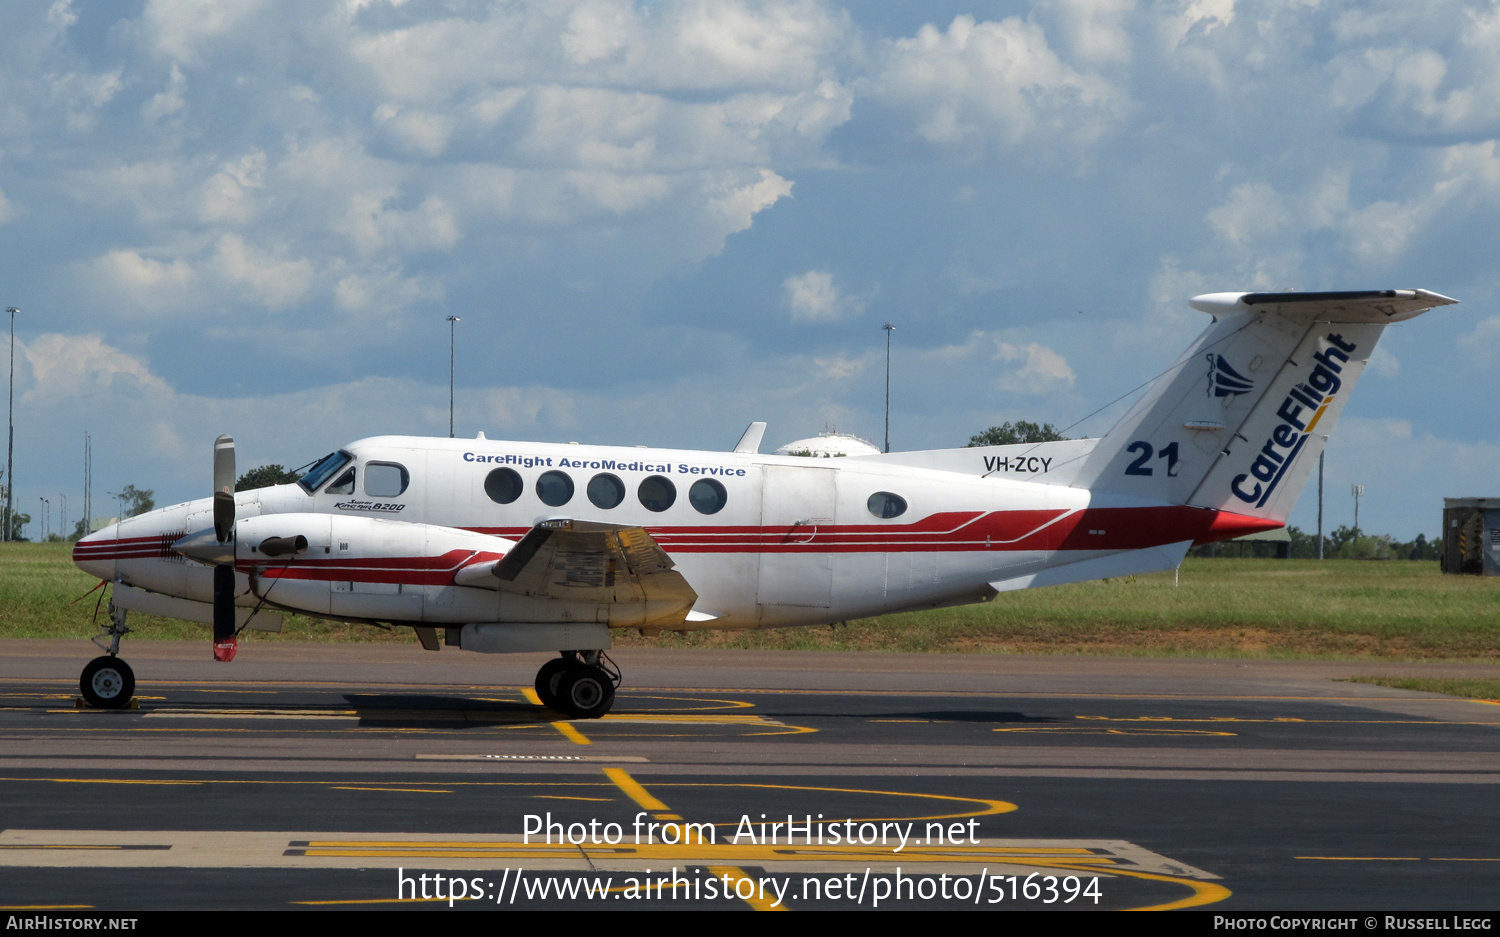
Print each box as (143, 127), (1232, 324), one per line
(211, 234), (314, 310)
(1158, 0), (1236, 48)
(198, 150), (266, 225)
(332, 265), (442, 316)
(49, 68), (123, 132)
(1366, 344), (1400, 378)
(1037, 0), (1136, 65)
(1301, 415), (1499, 538)
(1459, 314), (1500, 362)
(142, 63), (187, 124)
(912, 331), (1077, 402)
(783, 269), (865, 322)
(813, 354), (864, 379)
(696, 168), (793, 256)
(23, 333), (173, 402)
(339, 193), (460, 256)
(1338, 142), (1500, 262)
(89, 249), (195, 311)
(140, 0), (271, 67)
(990, 340), (1077, 395)
(870, 14), (1126, 156)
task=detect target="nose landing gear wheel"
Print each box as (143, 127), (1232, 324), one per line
(80, 656), (135, 709)
(556, 666), (615, 720)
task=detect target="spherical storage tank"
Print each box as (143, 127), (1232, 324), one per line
(773, 432), (881, 458)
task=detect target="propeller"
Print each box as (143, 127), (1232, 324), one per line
(211, 435), (237, 662)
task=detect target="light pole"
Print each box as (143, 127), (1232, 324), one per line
(446, 315), (460, 438)
(82, 432), (91, 537)
(882, 323), (895, 453)
(58, 492), (65, 541)
(38, 496), (47, 541)
(1317, 452), (1324, 559)
(5, 307), (15, 542)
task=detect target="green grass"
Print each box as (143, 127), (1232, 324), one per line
(1345, 676), (1500, 699)
(6, 542), (1500, 659)
(0, 542), (417, 644)
(613, 557), (1500, 659)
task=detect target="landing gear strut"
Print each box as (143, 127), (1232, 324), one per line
(534, 651), (619, 719)
(80, 603), (136, 709)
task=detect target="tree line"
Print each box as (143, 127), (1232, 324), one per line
(1, 463), (302, 541)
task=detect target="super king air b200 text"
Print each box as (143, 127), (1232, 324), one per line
(72, 289), (1457, 717)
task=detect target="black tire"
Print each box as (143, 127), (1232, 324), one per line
(555, 666), (615, 719)
(80, 656), (135, 709)
(534, 658), (572, 709)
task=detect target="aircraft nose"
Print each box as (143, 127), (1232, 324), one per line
(72, 523), (122, 582)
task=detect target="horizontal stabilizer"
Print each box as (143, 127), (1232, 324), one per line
(1190, 290), (1457, 323)
(990, 541), (1192, 592)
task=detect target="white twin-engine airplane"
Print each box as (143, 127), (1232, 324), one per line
(72, 289), (1456, 716)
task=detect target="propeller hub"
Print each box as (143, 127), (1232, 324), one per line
(171, 528), (234, 566)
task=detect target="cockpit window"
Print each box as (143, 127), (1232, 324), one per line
(364, 462), (409, 498)
(298, 451), (353, 494)
(326, 468), (356, 495)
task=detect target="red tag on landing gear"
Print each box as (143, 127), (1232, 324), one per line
(213, 637), (238, 662)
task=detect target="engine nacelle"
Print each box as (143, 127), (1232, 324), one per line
(234, 513), (511, 621)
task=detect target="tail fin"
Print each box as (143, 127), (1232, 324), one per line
(1074, 289), (1456, 521)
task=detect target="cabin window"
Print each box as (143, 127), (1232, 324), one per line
(587, 473), (625, 509)
(867, 491), (907, 519)
(484, 468), (523, 504)
(364, 462), (409, 498)
(689, 478), (727, 515)
(326, 468), (356, 495)
(537, 470), (575, 507)
(299, 450), (352, 494)
(637, 475), (676, 512)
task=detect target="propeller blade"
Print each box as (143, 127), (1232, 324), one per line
(211, 435), (238, 662)
(213, 435), (235, 543)
(212, 563), (237, 662)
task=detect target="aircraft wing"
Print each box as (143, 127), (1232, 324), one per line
(455, 518), (699, 626)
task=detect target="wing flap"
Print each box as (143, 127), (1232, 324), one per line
(487, 518), (698, 627)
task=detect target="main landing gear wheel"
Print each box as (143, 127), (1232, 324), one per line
(80, 655), (135, 709)
(532, 652), (620, 719)
(535, 658), (572, 709)
(556, 666), (615, 720)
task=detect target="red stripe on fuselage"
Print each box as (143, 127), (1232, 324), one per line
(250, 549), (504, 585)
(465, 505), (1279, 553)
(81, 507), (1280, 584)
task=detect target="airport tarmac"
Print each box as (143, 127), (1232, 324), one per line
(1, 639), (1497, 912)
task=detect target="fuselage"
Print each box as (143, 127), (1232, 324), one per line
(73, 434), (1268, 632)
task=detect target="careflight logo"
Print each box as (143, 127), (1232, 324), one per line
(1231, 333), (1358, 508)
(1207, 354), (1254, 398)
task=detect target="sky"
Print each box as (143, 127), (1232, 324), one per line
(0, 0), (1496, 540)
